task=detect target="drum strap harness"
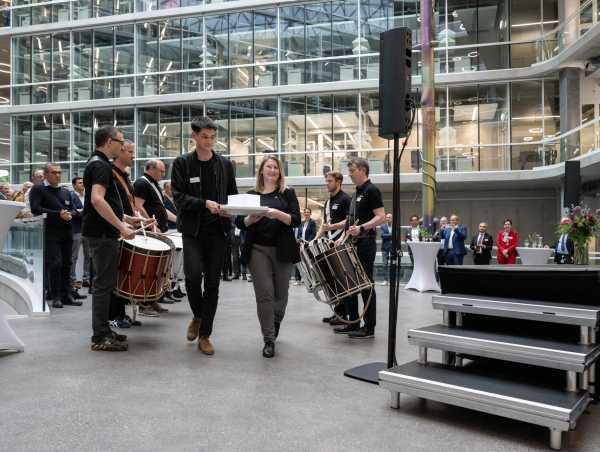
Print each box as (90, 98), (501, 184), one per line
(141, 175), (165, 207)
(112, 169), (136, 215)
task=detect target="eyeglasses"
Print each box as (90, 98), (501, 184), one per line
(111, 138), (125, 145)
(50, 171), (62, 174)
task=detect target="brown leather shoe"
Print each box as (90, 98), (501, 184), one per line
(186, 318), (201, 341)
(198, 336), (214, 355)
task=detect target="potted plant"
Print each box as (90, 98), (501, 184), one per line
(558, 205), (600, 265)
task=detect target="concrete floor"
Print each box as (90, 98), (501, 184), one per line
(2, 282), (599, 452)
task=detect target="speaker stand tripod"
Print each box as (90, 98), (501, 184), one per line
(344, 133), (402, 384)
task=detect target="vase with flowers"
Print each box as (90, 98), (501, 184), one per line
(558, 205), (600, 265)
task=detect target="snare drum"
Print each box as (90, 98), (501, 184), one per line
(164, 231), (183, 284)
(312, 242), (373, 306)
(115, 232), (175, 302)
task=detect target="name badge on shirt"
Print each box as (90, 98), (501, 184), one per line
(356, 196), (363, 203)
(332, 204), (338, 210)
(190, 177), (200, 183)
(64, 200), (70, 205)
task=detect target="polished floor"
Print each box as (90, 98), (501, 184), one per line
(2, 282), (599, 452)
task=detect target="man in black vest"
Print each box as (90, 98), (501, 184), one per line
(470, 222), (494, 265)
(30, 163), (81, 309)
(334, 158), (385, 338)
(171, 116), (238, 356)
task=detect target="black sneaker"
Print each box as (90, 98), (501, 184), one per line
(51, 299), (63, 309)
(110, 330), (127, 342)
(322, 315), (335, 324)
(329, 317), (346, 326)
(91, 336), (128, 352)
(125, 315), (142, 327)
(172, 288), (186, 299)
(348, 327), (375, 339)
(334, 325), (359, 335)
(262, 341), (275, 358)
(62, 296), (82, 306)
(71, 290), (86, 300)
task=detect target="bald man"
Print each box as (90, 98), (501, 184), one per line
(470, 222), (493, 265)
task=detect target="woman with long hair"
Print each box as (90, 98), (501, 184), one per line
(235, 156), (301, 358)
(496, 218), (519, 264)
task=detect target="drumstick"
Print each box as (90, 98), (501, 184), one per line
(118, 220), (155, 241)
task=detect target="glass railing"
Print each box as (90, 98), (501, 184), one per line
(1, 215), (46, 313)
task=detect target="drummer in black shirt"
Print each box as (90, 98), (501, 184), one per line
(134, 159), (176, 234)
(315, 171), (351, 325)
(83, 127), (144, 352)
(336, 158), (385, 338)
(171, 116), (238, 356)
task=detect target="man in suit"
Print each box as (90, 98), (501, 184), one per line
(294, 208), (317, 284)
(433, 216), (448, 265)
(470, 222), (494, 265)
(553, 217), (575, 264)
(404, 214), (422, 266)
(380, 214), (392, 285)
(442, 214), (467, 265)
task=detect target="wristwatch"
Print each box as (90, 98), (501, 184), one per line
(359, 225), (365, 234)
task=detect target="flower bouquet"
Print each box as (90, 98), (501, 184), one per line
(558, 205), (600, 265)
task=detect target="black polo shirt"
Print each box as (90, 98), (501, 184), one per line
(82, 150), (124, 238)
(133, 173), (168, 233)
(326, 190), (351, 224)
(349, 179), (383, 238)
(29, 182), (75, 232)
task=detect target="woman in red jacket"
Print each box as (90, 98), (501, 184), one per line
(497, 218), (519, 264)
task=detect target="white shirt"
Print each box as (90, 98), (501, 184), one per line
(448, 229), (455, 249)
(477, 233), (484, 246)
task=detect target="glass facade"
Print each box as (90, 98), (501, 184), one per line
(2, 0), (598, 184)
(10, 79), (575, 183)
(4, 0), (572, 106)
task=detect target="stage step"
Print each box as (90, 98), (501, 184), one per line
(379, 360), (591, 450)
(433, 294), (600, 328)
(409, 324), (600, 373)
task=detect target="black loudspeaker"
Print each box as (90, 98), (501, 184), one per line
(378, 27), (412, 139)
(564, 160), (581, 207)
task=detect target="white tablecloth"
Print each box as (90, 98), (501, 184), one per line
(516, 247), (554, 265)
(405, 241), (442, 292)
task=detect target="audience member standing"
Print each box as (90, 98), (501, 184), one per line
(380, 214), (392, 285)
(69, 177), (86, 300)
(442, 214), (467, 265)
(29, 164), (81, 308)
(470, 222), (494, 265)
(294, 208), (317, 284)
(433, 216), (448, 265)
(163, 181), (177, 230)
(553, 217), (574, 264)
(231, 226), (245, 280)
(497, 218), (519, 264)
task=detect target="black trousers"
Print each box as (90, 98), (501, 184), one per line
(183, 230), (226, 337)
(87, 236), (120, 342)
(222, 242), (232, 277)
(231, 236), (243, 276)
(109, 294), (127, 320)
(45, 228), (73, 301)
(347, 237), (377, 330)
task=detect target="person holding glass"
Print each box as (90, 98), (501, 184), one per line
(496, 218), (519, 264)
(235, 156), (301, 358)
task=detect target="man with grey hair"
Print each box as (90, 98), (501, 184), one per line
(134, 159), (175, 234)
(30, 163), (81, 309)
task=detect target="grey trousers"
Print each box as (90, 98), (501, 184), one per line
(71, 233), (91, 282)
(87, 236), (120, 342)
(248, 244), (293, 342)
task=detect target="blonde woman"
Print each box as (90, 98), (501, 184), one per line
(235, 157), (301, 358)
